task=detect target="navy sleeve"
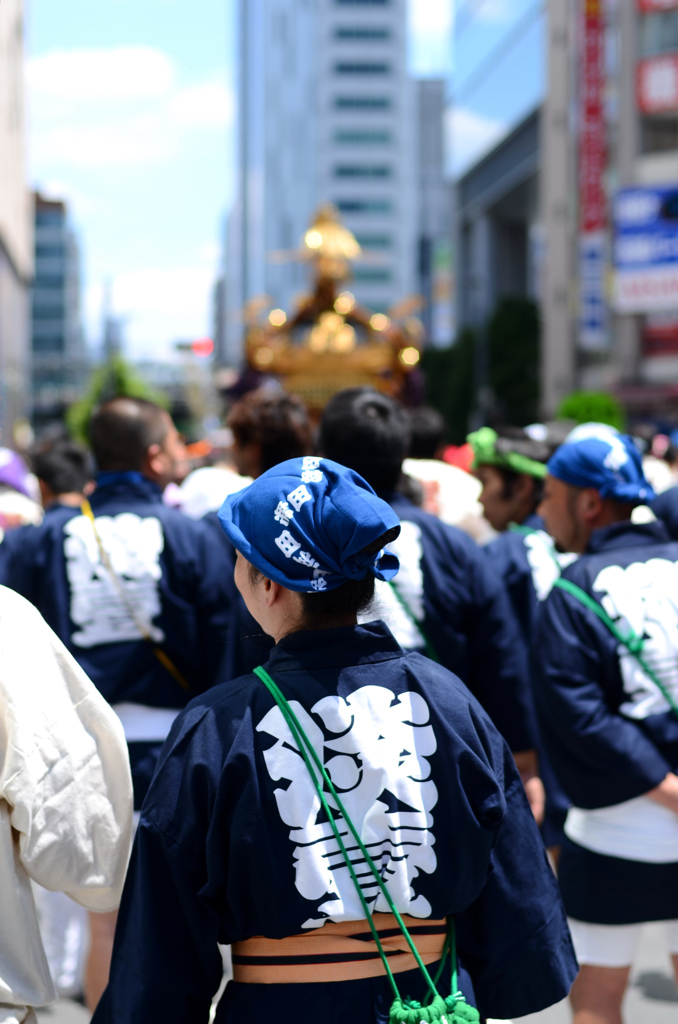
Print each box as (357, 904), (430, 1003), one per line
(533, 584), (671, 807)
(464, 545), (536, 753)
(188, 518), (238, 687)
(0, 526), (38, 600)
(652, 486), (678, 541)
(92, 817), (222, 1024)
(457, 751), (577, 1019)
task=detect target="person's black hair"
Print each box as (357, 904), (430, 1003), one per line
(30, 439), (93, 495)
(319, 388), (410, 493)
(228, 389), (312, 473)
(89, 397), (170, 472)
(248, 525), (400, 630)
(494, 465), (544, 507)
(408, 406), (445, 460)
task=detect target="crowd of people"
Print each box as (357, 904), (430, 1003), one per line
(1, 385), (678, 1024)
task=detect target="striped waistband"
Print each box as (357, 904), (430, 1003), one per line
(231, 914), (448, 984)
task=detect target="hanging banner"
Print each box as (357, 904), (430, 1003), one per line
(637, 55), (678, 113)
(613, 186), (678, 313)
(578, 0), (607, 349)
(638, 0), (678, 12)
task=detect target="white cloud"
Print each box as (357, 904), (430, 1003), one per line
(409, 0), (452, 37)
(446, 106), (507, 177)
(33, 116), (173, 168)
(170, 82), (234, 126)
(27, 46), (175, 101)
(28, 47), (234, 171)
(84, 266), (217, 359)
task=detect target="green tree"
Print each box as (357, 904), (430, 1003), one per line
(67, 356), (168, 445)
(420, 327), (476, 444)
(556, 391), (625, 432)
(487, 296), (540, 427)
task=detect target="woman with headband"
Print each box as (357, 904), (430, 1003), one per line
(94, 456), (576, 1024)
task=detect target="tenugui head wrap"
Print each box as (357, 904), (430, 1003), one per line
(467, 426), (548, 479)
(218, 456), (400, 593)
(547, 423), (655, 504)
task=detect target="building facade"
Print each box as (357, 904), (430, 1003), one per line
(225, 0), (420, 366)
(0, 0), (32, 438)
(31, 195), (86, 430)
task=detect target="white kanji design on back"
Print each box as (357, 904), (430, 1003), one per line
(64, 513), (165, 647)
(257, 685), (438, 928)
(593, 558), (678, 719)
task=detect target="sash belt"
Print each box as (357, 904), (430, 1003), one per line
(231, 913), (448, 984)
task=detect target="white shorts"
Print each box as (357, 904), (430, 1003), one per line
(568, 918), (678, 968)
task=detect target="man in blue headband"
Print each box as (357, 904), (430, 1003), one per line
(319, 389), (542, 822)
(95, 456), (576, 1024)
(534, 423), (678, 1024)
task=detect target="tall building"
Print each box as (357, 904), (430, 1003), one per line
(226, 0), (419, 365)
(0, 0), (32, 438)
(31, 195), (86, 429)
(451, 1), (546, 416)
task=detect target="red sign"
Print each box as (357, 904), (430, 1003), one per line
(580, 0), (606, 233)
(643, 316), (678, 356)
(191, 337), (214, 357)
(638, 0), (678, 12)
(638, 55), (678, 113)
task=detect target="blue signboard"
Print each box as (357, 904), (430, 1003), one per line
(614, 185), (678, 312)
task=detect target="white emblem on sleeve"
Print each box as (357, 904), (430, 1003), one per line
(593, 558), (678, 719)
(64, 513), (165, 647)
(257, 684), (438, 928)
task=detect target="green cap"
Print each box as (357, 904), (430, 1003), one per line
(467, 426), (548, 480)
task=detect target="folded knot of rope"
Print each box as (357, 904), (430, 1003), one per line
(389, 994), (480, 1024)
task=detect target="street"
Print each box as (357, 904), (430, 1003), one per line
(36, 923), (678, 1024)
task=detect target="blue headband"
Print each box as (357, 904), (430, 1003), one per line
(218, 457), (401, 593)
(547, 423), (654, 504)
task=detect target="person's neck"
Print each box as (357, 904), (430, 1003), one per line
(51, 492), (84, 508)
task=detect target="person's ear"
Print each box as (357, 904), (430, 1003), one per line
(145, 443), (166, 478)
(579, 487), (603, 524)
(261, 577), (285, 608)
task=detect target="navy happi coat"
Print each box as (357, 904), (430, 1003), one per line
(93, 622), (576, 1024)
(534, 520), (678, 810)
(486, 514), (572, 845)
(0, 473), (235, 804)
(361, 493), (536, 753)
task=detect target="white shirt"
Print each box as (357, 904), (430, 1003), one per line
(0, 587), (133, 1023)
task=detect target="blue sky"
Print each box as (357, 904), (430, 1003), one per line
(26, 0), (536, 361)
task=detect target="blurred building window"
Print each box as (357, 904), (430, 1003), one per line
(35, 244), (66, 258)
(354, 233), (392, 248)
(641, 112), (678, 153)
(334, 0), (390, 5)
(334, 165), (391, 177)
(336, 199), (392, 213)
(334, 129), (392, 144)
(353, 267), (392, 282)
(334, 61), (390, 74)
(334, 27), (390, 41)
(640, 12), (678, 59)
(334, 96), (391, 110)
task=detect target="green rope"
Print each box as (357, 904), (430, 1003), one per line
(553, 577), (678, 721)
(254, 665), (479, 1024)
(387, 581), (439, 663)
(508, 523), (563, 575)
